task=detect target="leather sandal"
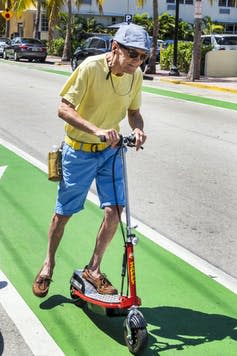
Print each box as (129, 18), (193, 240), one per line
(32, 267), (53, 298)
(82, 266), (117, 295)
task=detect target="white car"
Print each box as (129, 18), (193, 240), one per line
(0, 37), (11, 57)
(201, 34), (237, 51)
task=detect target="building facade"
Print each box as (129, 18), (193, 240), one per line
(2, 0), (237, 39)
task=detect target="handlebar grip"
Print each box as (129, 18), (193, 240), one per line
(99, 135), (107, 142)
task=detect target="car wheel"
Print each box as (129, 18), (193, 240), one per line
(71, 57), (79, 71)
(14, 51), (20, 61)
(39, 58), (46, 63)
(3, 51), (8, 60)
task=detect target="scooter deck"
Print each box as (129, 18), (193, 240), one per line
(71, 269), (121, 304)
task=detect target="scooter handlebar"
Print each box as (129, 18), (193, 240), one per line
(99, 134), (137, 147)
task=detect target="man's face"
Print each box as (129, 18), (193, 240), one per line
(113, 42), (148, 74)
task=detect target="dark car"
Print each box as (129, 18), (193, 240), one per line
(0, 37), (11, 57)
(3, 37), (47, 62)
(71, 35), (112, 71)
(149, 37), (164, 61)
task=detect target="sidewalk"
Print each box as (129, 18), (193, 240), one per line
(146, 67), (237, 94)
(46, 55), (237, 94)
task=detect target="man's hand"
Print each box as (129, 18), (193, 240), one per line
(132, 128), (146, 151)
(96, 129), (120, 147)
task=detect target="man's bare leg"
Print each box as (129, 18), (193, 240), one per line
(40, 213), (71, 277)
(87, 205), (123, 277)
(33, 213), (71, 297)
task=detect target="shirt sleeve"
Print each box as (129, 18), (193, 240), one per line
(59, 65), (88, 108)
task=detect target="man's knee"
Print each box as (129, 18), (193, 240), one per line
(104, 206), (123, 226)
(52, 213), (71, 227)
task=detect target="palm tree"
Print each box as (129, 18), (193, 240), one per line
(188, 0), (237, 81)
(145, 0), (158, 74)
(136, 0), (159, 75)
(47, 0), (104, 61)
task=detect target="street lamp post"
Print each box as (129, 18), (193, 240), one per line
(169, 0), (180, 76)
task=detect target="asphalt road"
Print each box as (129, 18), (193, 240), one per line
(0, 58), (237, 282)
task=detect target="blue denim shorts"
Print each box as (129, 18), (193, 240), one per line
(55, 143), (125, 215)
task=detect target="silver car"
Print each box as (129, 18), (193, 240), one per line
(201, 34), (237, 51)
(0, 37), (11, 57)
(3, 37), (47, 62)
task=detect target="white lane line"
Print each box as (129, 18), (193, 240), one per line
(1, 137), (237, 296)
(0, 270), (65, 356)
(87, 192), (237, 294)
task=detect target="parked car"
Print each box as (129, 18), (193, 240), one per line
(3, 37), (47, 62)
(71, 34), (112, 71)
(162, 39), (174, 49)
(201, 34), (237, 51)
(0, 37), (11, 57)
(149, 37), (164, 61)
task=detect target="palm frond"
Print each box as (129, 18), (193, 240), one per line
(96, 0), (104, 15)
(136, 0), (146, 8)
(12, 0), (36, 15)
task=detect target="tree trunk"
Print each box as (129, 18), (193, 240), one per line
(61, 0), (72, 61)
(145, 0), (158, 74)
(34, 0), (41, 39)
(187, 0), (202, 81)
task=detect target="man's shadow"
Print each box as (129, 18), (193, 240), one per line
(40, 296), (237, 355)
(143, 306), (237, 354)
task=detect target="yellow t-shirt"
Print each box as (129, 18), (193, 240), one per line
(60, 54), (143, 143)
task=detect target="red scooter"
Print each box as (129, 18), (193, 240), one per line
(70, 135), (148, 355)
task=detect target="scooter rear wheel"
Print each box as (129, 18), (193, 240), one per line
(70, 285), (87, 308)
(123, 325), (148, 355)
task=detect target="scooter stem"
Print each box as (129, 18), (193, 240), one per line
(121, 144), (133, 240)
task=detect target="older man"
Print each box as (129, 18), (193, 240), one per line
(33, 23), (150, 297)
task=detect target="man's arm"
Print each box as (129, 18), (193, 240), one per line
(58, 98), (120, 145)
(128, 109), (147, 151)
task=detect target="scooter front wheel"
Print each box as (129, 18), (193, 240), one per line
(123, 323), (148, 355)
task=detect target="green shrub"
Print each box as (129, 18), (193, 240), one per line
(160, 41), (193, 73)
(48, 38), (65, 56)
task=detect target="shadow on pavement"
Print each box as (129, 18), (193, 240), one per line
(142, 306), (237, 354)
(39, 296), (237, 355)
(0, 331), (4, 356)
(0, 281), (7, 289)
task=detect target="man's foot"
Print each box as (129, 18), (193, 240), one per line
(82, 266), (118, 295)
(32, 266), (53, 298)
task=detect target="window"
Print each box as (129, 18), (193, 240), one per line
(218, 0), (237, 6)
(202, 37), (211, 46)
(41, 14), (48, 32)
(89, 38), (103, 48)
(167, 0), (193, 4)
(219, 8), (230, 13)
(80, 0), (92, 4)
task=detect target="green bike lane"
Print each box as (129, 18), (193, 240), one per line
(1, 143), (237, 356)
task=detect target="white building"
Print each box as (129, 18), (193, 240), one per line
(73, 0), (237, 34)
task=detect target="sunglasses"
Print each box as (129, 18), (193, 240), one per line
(119, 43), (149, 62)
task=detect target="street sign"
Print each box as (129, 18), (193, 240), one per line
(124, 14), (132, 24)
(1, 9), (13, 21)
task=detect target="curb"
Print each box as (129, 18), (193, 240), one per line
(158, 77), (237, 94)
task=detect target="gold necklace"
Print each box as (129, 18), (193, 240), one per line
(107, 70), (134, 96)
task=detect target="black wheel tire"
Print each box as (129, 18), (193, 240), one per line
(124, 324), (148, 355)
(14, 51), (19, 61)
(70, 285), (87, 308)
(3, 51), (8, 60)
(39, 58), (46, 63)
(71, 57), (78, 71)
(28, 59), (33, 62)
